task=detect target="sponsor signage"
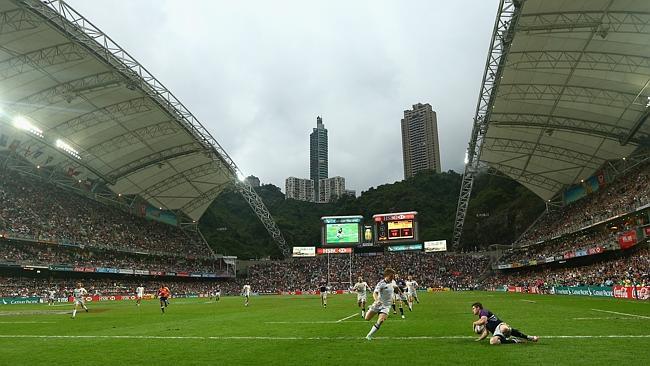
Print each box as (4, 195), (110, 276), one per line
(575, 249), (588, 257)
(49, 265), (73, 272)
(424, 240), (447, 252)
(190, 272), (203, 277)
(203, 273), (217, 278)
(166, 271), (177, 277)
(292, 246), (316, 257)
(95, 267), (119, 273)
(545, 257), (555, 263)
(553, 286), (613, 297)
(134, 269), (148, 275)
(118, 268), (134, 274)
(177, 272), (189, 277)
(317, 247), (353, 255)
(587, 246), (604, 255)
(387, 243), (423, 252)
(0, 296), (41, 305)
(613, 286), (650, 300)
(644, 226), (650, 238)
(149, 271), (165, 276)
(618, 230), (638, 249)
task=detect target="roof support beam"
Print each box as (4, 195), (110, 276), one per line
(518, 11), (650, 35)
(483, 137), (601, 169)
(51, 97), (152, 135)
(108, 143), (203, 180)
(141, 162), (217, 198)
(490, 112), (638, 144)
(9, 71), (124, 114)
(498, 83), (641, 110)
(0, 42), (85, 81)
(179, 181), (231, 214)
(621, 108), (650, 146)
(487, 162), (565, 193)
(508, 50), (650, 75)
(0, 7), (40, 35)
(87, 120), (179, 155)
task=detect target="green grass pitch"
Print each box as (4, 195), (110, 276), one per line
(0, 291), (648, 365)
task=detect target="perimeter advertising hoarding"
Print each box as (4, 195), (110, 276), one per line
(424, 240), (447, 252)
(321, 215), (363, 246)
(292, 246), (316, 257)
(317, 247), (353, 255)
(373, 211), (418, 244)
(387, 243), (423, 252)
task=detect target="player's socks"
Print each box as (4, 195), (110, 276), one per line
(72, 309), (77, 318)
(399, 307), (404, 316)
(511, 329), (528, 339)
(501, 338), (519, 344)
(366, 322), (381, 339)
(392, 304), (396, 313)
(161, 306), (165, 313)
(408, 302), (413, 311)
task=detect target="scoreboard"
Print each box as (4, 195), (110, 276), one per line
(373, 211), (418, 244)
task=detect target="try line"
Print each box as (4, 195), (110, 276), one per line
(0, 334), (649, 341)
(591, 309), (650, 320)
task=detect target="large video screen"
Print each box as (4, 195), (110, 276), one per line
(321, 216), (363, 246)
(373, 211), (418, 244)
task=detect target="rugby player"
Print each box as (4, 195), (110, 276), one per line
(319, 282), (329, 308)
(394, 274), (409, 318)
(405, 275), (419, 308)
(242, 284), (252, 306)
(71, 282), (89, 319)
(214, 286), (221, 302)
(158, 284), (171, 313)
(352, 277), (370, 317)
(471, 302), (539, 344)
(135, 284), (145, 307)
(47, 288), (56, 306)
(364, 268), (399, 340)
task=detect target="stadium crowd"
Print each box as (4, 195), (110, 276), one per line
(517, 162), (650, 246)
(0, 241), (226, 274)
(487, 247), (649, 289)
(0, 171), (210, 257)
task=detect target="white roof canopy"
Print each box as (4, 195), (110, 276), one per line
(480, 0), (650, 200)
(0, 0), (241, 220)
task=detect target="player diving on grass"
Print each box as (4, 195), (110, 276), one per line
(71, 282), (89, 319)
(471, 302), (539, 344)
(242, 284), (251, 306)
(158, 284), (171, 313)
(352, 277), (370, 318)
(364, 268), (400, 340)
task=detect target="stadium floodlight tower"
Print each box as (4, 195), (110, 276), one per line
(0, 0), (290, 258)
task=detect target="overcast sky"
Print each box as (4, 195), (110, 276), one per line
(66, 0), (499, 194)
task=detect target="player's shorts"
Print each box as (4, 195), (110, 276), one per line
(73, 298), (85, 306)
(357, 294), (367, 302)
(492, 322), (506, 338)
(369, 302), (391, 315)
(160, 296), (168, 302)
(321, 292), (328, 299)
(409, 290), (419, 298)
(399, 293), (408, 301)
(216, 292), (221, 296)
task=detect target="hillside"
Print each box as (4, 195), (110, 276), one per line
(199, 170), (544, 259)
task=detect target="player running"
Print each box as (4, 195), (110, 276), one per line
(242, 284), (251, 306)
(364, 268), (399, 340)
(47, 288), (56, 306)
(391, 274), (409, 318)
(136, 284), (145, 307)
(319, 282), (329, 308)
(213, 286), (221, 302)
(71, 283), (89, 319)
(405, 275), (419, 308)
(158, 284), (171, 313)
(471, 302), (539, 344)
(352, 277), (370, 318)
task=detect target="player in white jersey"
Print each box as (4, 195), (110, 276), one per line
(352, 277), (370, 318)
(71, 282), (88, 319)
(364, 268), (399, 340)
(135, 285), (145, 307)
(47, 288), (56, 306)
(213, 287), (221, 302)
(242, 284), (251, 306)
(406, 275), (419, 309)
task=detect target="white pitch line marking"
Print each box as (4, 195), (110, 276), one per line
(572, 317), (644, 320)
(337, 313), (361, 322)
(0, 334), (649, 341)
(591, 309), (650, 320)
(521, 300), (537, 303)
(0, 321), (56, 324)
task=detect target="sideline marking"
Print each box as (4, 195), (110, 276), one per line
(0, 334), (648, 341)
(573, 317), (645, 320)
(591, 309), (650, 320)
(0, 321), (56, 324)
(337, 313), (360, 322)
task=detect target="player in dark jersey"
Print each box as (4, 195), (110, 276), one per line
(471, 302), (539, 344)
(319, 283), (329, 308)
(393, 275), (409, 318)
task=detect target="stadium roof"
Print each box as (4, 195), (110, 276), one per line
(478, 0), (650, 200)
(0, 0), (242, 221)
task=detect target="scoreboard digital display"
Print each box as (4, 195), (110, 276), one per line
(321, 215), (363, 246)
(373, 211), (418, 244)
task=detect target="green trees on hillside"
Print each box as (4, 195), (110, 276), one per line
(199, 170), (544, 259)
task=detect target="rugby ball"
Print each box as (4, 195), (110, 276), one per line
(474, 324), (485, 334)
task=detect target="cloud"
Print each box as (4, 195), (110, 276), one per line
(65, 0), (499, 193)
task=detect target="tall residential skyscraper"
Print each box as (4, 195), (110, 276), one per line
(401, 103), (442, 179)
(310, 116), (328, 195)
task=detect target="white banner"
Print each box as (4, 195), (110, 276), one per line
(292, 246), (316, 257)
(424, 240), (447, 252)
